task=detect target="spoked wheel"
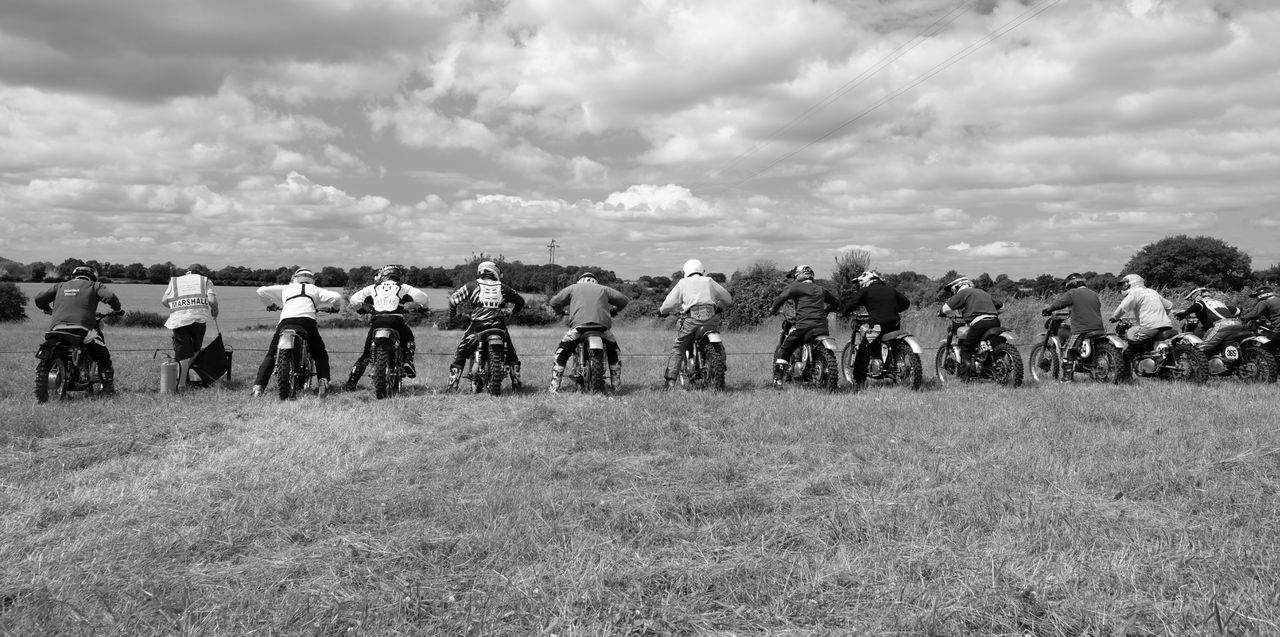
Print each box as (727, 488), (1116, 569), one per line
(934, 346), (959, 385)
(1236, 348), (1278, 383)
(1087, 341), (1122, 383)
(35, 357), (68, 403)
(276, 348), (297, 400)
(991, 343), (1024, 388)
(677, 351), (698, 390)
(1168, 343), (1208, 383)
(705, 343), (726, 391)
(812, 346), (839, 392)
(488, 344), (505, 396)
(587, 349), (607, 394)
(840, 341), (857, 385)
(890, 341), (923, 391)
(1028, 344), (1059, 383)
(372, 339), (396, 399)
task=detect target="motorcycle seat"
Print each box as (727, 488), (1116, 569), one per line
(43, 327), (88, 345)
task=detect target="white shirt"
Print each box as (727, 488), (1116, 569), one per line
(256, 282), (342, 321)
(660, 275), (733, 314)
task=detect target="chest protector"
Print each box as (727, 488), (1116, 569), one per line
(1204, 299), (1233, 322)
(475, 281), (504, 309)
(370, 282), (404, 312)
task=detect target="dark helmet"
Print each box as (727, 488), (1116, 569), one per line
(1064, 272), (1086, 289)
(477, 261), (500, 280)
(377, 264), (404, 283)
(71, 265), (98, 281)
(1249, 286), (1274, 300)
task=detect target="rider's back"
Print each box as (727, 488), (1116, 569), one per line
(550, 280), (628, 328)
(37, 279), (117, 330)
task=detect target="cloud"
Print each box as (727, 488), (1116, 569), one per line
(947, 241), (1038, 258)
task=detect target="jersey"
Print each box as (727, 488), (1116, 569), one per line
(450, 279), (526, 324)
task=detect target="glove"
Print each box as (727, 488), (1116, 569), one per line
(113, 309), (126, 318)
(609, 308), (618, 317)
(402, 301), (421, 312)
(936, 310), (947, 318)
(355, 306), (369, 315)
(1173, 310), (1187, 320)
(266, 304), (281, 312)
(1041, 308), (1052, 317)
(1108, 317), (1119, 324)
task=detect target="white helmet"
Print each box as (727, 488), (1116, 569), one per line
(1184, 287), (1212, 302)
(682, 259), (705, 277)
(946, 276), (972, 294)
(292, 268), (316, 284)
(790, 264), (815, 281)
(1120, 273), (1144, 290)
(855, 270), (881, 287)
(477, 261), (500, 280)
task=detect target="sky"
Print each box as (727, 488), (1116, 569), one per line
(1, 0), (1278, 280)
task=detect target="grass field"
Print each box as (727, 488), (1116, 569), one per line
(2, 306), (1278, 635)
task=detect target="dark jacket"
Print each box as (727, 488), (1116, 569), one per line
(449, 279), (525, 325)
(1044, 287), (1104, 334)
(944, 287), (1001, 321)
(841, 282), (909, 324)
(34, 279), (122, 330)
(770, 281), (839, 325)
(1239, 297), (1280, 328)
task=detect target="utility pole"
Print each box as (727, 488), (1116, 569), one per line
(546, 239), (559, 265)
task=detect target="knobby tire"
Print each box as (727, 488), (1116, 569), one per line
(488, 344), (505, 396)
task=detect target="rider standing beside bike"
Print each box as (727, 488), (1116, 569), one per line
(1109, 274), (1174, 348)
(840, 270), (910, 390)
(659, 259), (733, 389)
(161, 265), (219, 390)
(1175, 287), (1242, 353)
(251, 268), (343, 397)
(769, 265), (840, 389)
(33, 265), (124, 394)
(940, 276), (1002, 382)
(547, 270), (630, 393)
(1040, 272), (1103, 382)
(343, 264), (432, 390)
(446, 260), (526, 390)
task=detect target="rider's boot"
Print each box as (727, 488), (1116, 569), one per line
(99, 368), (116, 395)
(446, 366), (462, 391)
(610, 362), (622, 391)
(663, 377), (675, 390)
(402, 342), (417, 378)
(251, 385), (264, 397)
(548, 364), (565, 394)
(958, 352), (973, 382)
(344, 357), (367, 391)
(509, 363), (523, 390)
(1060, 352), (1075, 383)
(772, 361), (787, 389)
(317, 378), (329, 397)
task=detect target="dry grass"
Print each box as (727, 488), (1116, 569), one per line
(1, 309), (1278, 635)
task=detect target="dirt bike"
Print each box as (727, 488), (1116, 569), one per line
(1028, 311), (1125, 383)
(1112, 318), (1207, 383)
(935, 315), (1023, 387)
(358, 305), (427, 399)
(839, 309), (923, 391)
(34, 311), (122, 403)
(1179, 316), (1277, 383)
(777, 318), (839, 391)
(662, 307), (727, 391)
(271, 307), (338, 400)
(459, 327), (511, 396)
(563, 325), (615, 394)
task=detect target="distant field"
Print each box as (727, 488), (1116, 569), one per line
(2, 301), (1278, 634)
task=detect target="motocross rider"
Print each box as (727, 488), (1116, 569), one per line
(839, 270), (910, 390)
(1109, 273), (1174, 349)
(34, 265), (124, 394)
(659, 259), (734, 389)
(1174, 287), (1242, 353)
(1239, 286), (1280, 335)
(343, 264), (432, 390)
(446, 260), (526, 391)
(1041, 272), (1103, 382)
(939, 276), (1002, 382)
(252, 268), (343, 397)
(547, 270), (630, 393)
(769, 264), (840, 389)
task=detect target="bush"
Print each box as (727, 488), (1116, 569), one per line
(722, 262), (788, 331)
(1123, 235), (1252, 291)
(0, 282), (28, 322)
(109, 310), (166, 328)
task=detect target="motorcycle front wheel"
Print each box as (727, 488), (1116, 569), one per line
(934, 346), (959, 385)
(1028, 343), (1059, 383)
(839, 341), (857, 386)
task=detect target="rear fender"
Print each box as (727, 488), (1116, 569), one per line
(818, 336), (839, 353)
(587, 335), (606, 351)
(278, 330), (297, 350)
(1241, 335), (1270, 349)
(1103, 334), (1127, 350)
(485, 332), (506, 346)
(35, 341), (66, 360)
(373, 328), (398, 342)
(704, 331), (723, 344)
(1172, 333), (1203, 347)
(884, 333), (923, 355)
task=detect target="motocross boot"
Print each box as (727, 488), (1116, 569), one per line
(957, 352), (973, 382)
(548, 364), (565, 394)
(403, 342), (417, 379)
(509, 363), (523, 390)
(1060, 351), (1075, 383)
(772, 362), (787, 389)
(446, 366), (462, 392)
(610, 363), (622, 391)
(317, 379), (329, 397)
(344, 357), (367, 391)
(99, 368), (116, 395)
(251, 385), (264, 397)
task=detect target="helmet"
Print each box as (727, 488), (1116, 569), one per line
(946, 276), (972, 294)
(1064, 272), (1086, 289)
(477, 261), (500, 280)
(1184, 286), (1211, 302)
(1119, 274), (1144, 290)
(292, 268), (316, 284)
(788, 264), (815, 281)
(71, 265), (98, 282)
(377, 264), (404, 284)
(855, 270), (881, 287)
(577, 270), (598, 283)
(682, 259), (705, 278)
(1249, 286), (1274, 300)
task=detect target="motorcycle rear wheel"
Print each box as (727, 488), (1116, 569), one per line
(991, 343), (1024, 388)
(1236, 348), (1278, 383)
(1168, 343), (1208, 383)
(372, 339), (398, 399)
(1087, 341), (1122, 383)
(812, 345), (839, 392)
(706, 342), (726, 391)
(488, 344), (505, 396)
(276, 348), (298, 400)
(891, 341), (923, 391)
(587, 349), (607, 394)
(35, 357), (67, 404)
